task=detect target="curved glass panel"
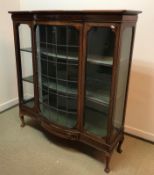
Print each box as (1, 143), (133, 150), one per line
(36, 25), (79, 128)
(19, 24), (34, 108)
(112, 27), (133, 135)
(84, 27), (115, 137)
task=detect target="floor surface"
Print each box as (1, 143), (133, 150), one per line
(0, 107), (154, 175)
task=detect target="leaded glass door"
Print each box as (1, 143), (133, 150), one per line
(84, 24), (116, 138)
(36, 24), (81, 128)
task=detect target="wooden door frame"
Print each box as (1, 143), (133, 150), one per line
(81, 22), (121, 144)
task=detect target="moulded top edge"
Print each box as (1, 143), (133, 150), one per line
(8, 10), (142, 15)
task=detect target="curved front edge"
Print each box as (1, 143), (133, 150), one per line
(41, 120), (80, 141)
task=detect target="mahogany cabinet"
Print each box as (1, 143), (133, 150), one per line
(9, 10), (141, 173)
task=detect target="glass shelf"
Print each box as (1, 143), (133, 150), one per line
(20, 47), (113, 66)
(41, 48), (113, 66)
(41, 76), (109, 106)
(41, 48), (78, 62)
(86, 78), (110, 106)
(23, 97), (34, 108)
(41, 74), (77, 83)
(40, 41), (79, 48)
(22, 70), (110, 107)
(87, 91), (109, 106)
(20, 47), (32, 53)
(43, 79), (77, 97)
(22, 80), (34, 109)
(87, 55), (113, 67)
(22, 75), (33, 83)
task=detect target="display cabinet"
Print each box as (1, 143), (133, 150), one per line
(9, 10), (141, 173)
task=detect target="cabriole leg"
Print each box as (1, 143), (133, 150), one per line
(19, 112), (25, 127)
(117, 136), (124, 153)
(104, 154), (111, 173)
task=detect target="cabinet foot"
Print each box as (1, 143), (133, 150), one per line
(19, 113), (25, 127)
(117, 136), (124, 153)
(104, 154), (111, 173)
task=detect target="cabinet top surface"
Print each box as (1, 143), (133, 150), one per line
(9, 10), (141, 15)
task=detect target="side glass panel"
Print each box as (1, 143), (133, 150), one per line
(112, 27), (133, 135)
(19, 24), (34, 108)
(84, 27), (115, 137)
(36, 25), (79, 128)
